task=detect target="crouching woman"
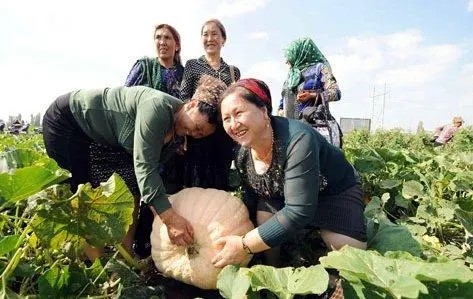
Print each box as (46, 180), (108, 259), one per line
(212, 78), (367, 269)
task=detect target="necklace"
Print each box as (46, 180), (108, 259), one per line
(252, 126), (274, 164)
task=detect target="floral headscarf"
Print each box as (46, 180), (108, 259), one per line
(284, 37), (328, 91)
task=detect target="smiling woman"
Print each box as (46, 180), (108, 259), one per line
(214, 78), (367, 270)
(179, 18), (241, 190)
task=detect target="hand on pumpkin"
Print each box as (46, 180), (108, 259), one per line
(211, 235), (248, 268)
(159, 208), (194, 246)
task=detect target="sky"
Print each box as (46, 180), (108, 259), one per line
(1, 0), (472, 131)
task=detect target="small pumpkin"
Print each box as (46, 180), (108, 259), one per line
(150, 187), (254, 289)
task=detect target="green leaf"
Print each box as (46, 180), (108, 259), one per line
(367, 220), (422, 256)
(217, 265), (251, 299)
(455, 207), (473, 235)
(364, 197), (387, 221)
(402, 180), (424, 199)
(449, 171), (473, 192)
(394, 194), (411, 209)
(320, 247), (473, 299)
(30, 173), (134, 254)
(0, 158), (70, 209)
(0, 235), (20, 256)
(247, 265), (329, 298)
(419, 281), (473, 298)
(38, 265), (70, 299)
(379, 179), (401, 189)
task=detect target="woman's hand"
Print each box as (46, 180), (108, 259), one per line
(296, 90), (316, 102)
(159, 208), (194, 246)
(211, 235), (250, 268)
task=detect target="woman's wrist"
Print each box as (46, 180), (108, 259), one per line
(241, 234), (253, 254)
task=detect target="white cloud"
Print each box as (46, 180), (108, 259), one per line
(245, 60), (287, 108)
(332, 30), (463, 89)
(468, 0), (473, 12)
(215, 0), (270, 18)
(248, 31), (269, 41)
(324, 29), (471, 130)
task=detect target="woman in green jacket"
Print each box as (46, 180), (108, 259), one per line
(42, 75), (227, 257)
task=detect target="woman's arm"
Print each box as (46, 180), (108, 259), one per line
(133, 98), (194, 245)
(257, 132), (320, 248)
(320, 63), (341, 102)
(179, 60), (197, 101)
(297, 63), (341, 103)
(125, 60), (145, 87)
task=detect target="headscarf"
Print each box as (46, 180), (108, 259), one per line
(284, 37), (328, 91)
(233, 78), (272, 114)
(192, 74), (227, 107)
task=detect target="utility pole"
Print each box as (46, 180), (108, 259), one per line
(369, 83), (389, 129)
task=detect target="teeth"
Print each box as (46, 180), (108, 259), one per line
(235, 130), (247, 137)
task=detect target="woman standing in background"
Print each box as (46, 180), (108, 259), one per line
(125, 23), (184, 98)
(281, 37), (341, 119)
(179, 19), (241, 189)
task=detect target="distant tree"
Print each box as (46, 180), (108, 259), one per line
(30, 113), (41, 127)
(416, 121), (425, 133)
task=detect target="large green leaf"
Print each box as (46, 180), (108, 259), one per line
(320, 247), (473, 299)
(217, 265), (252, 299)
(367, 219), (422, 256)
(0, 158), (70, 209)
(217, 264), (329, 299)
(402, 180), (424, 199)
(30, 173), (134, 253)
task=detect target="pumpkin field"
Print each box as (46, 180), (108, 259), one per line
(1, 127), (473, 299)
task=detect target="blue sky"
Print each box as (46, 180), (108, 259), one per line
(1, 0), (472, 131)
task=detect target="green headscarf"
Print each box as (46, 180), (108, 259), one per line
(284, 37), (328, 91)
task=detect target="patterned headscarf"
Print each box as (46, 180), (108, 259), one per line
(284, 37), (328, 91)
(192, 74), (227, 107)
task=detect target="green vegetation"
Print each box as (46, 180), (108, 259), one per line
(1, 128), (473, 298)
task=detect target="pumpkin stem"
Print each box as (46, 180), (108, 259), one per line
(186, 243), (200, 257)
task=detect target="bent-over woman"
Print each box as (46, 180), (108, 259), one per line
(42, 75), (227, 258)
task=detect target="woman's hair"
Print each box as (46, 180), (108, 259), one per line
(201, 19), (227, 40)
(192, 75), (228, 125)
(222, 78), (273, 116)
(154, 23), (182, 64)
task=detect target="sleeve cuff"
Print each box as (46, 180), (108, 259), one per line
(257, 216), (289, 248)
(150, 196), (172, 214)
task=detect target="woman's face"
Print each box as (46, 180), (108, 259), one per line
(176, 101), (216, 138)
(201, 22), (225, 55)
(154, 27), (179, 63)
(221, 93), (268, 148)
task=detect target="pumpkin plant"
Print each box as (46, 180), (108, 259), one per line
(150, 187), (254, 289)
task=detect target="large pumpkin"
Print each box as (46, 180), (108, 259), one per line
(150, 187), (254, 290)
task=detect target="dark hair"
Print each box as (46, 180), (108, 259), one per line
(222, 79), (273, 116)
(197, 101), (220, 125)
(201, 19), (227, 40)
(154, 23), (182, 64)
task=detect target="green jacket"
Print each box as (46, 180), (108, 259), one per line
(69, 86), (183, 213)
